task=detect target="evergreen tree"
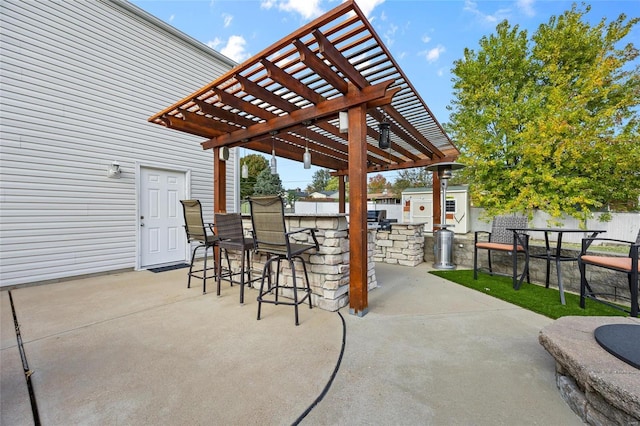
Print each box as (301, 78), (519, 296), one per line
(253, 168), (284, 196)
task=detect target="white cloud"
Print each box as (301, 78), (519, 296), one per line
(517, 0), (535, 17)
(423, 45), (445, 63)
(260, 0), (276, 10)
(208, 35), (251, 63)
(277, 0), (323, 20)
(169, 14), (175, 23)
(384, 23), (397, 46)
(421, 35), (431, 44)
(463, 0), (511, 25)
(352, 0), (385, 19)
(260, 0), (383, 22)
(207, 37), (222, 50)
(222, 13), (233, 28)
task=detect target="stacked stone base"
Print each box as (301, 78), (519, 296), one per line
(374, 223), (425, 266)
(539, 316), (640, 425)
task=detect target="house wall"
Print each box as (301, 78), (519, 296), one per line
(0, 0), (237, 287)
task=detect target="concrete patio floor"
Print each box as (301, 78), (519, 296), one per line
(1, 263), (583, 425)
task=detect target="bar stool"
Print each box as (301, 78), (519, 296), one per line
(214, 212), (257, 304)
(180, 200), (223, 294)
(248, 195), (319, 325)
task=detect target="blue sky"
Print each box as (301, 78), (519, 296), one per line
(131, 0), (639, 189)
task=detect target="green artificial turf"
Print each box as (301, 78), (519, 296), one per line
(430, 269), (628, 320)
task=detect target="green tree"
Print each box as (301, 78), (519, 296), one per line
(253, 168), (284, 196)
(240, 154), (269, 199)
(307, 169), (332, 193)
(285, 189), (299, 207)
(448, 5), (640, 223)
(391, 168), (433, 197)
(325, 176), (338, 191)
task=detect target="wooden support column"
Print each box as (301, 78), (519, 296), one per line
(338, 175), (346, 213)
(213, 147), (227, 213)
(348, 102), (368, 317)
(432, 171), (441, 230)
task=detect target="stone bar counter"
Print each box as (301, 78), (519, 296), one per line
(373, 222), (426, 266)
(236, 214), (377, 312)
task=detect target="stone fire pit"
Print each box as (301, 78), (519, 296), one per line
(539, 316), (640, 425)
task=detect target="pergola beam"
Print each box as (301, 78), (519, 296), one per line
(261, 59), (325, 105)
(294, 39), (349, 94)
(194, 100), (257, 128)
(201, 80), (397, 150)
(313, 29), (369, 90)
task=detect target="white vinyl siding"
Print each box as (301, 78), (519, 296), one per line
(0, 0), (237, 286)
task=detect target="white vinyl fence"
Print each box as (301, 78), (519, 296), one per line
(291, 201), (638, 244)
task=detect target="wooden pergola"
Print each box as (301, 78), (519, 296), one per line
(149, 0), (459, 316)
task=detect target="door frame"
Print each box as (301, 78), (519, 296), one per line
(135, 161), (192, 270)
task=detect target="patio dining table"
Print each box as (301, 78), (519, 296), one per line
(508, 228), (606, 305)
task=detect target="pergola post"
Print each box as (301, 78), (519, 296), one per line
(338, 175), (346, 213)
(347, 101), (368, 317)
(432, 171), (441, 231)
(213, 147), (226, 213)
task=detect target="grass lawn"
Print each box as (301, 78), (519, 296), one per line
(430, 269), (628, 320)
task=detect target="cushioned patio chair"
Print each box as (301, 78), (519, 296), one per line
(579, 230), (640, 317)
(180, 200), (221, 294)
(214, 212), (256, 304)
(248, 195), (319, 326)
(474, 215), (530, 287)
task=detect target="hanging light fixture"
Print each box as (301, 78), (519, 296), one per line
(303, 147), (311, 169)
(241, 158), (249, 179)
(378, 121), (391, 149)
(240, 142), (249, 179)
(270, 131), (277, 175)
(303, 121), (311, 169)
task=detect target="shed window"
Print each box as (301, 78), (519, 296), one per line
(445, 200), (456, 213)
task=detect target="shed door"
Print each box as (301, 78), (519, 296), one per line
(140, 167), (187, 268)
(411, 200), (433, 230)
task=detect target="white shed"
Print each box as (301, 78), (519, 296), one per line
(401, 186), (470, 233)
(0, 0), (238, 287)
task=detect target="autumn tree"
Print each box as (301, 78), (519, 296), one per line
(240, 154), (269, 199)
(448, 5), (640, 223)
(368, 174), (390, 193)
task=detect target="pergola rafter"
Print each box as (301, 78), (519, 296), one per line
(149, 0), (459, 316)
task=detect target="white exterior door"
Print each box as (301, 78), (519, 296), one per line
(140, 167), (187, 268)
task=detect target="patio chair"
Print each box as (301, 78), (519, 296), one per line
(579, 230), (639, 317)
(214, 212), (256, 304)
(180, 200), (222, 294)
(474, 215), (530, 287)
(248, 195), (319, 326)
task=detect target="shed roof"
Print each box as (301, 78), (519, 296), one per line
(402, 185), (469, 194)
(148, 0), (459, 174)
